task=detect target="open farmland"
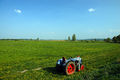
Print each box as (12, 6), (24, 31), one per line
(0, 40), (120, 80)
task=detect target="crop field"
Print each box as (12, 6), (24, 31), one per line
(0, 40), (120, 80)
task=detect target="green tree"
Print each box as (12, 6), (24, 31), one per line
(68, 36), (70, 41)
(112, 36), (117, 43)
(72, 34), (76, 41)
(94, 39), (97, 41)
(116, 34), (120, 43)
(104, 38), (111, 42)
(36, 37), (39, 40)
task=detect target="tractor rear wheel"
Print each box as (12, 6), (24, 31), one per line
(65, 61), (76, 75)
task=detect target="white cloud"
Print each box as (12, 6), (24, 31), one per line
(14, 9), (22, 13)
(88, 8), (96, 12)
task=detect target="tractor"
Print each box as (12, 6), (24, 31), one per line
(56, 56), (84, 75)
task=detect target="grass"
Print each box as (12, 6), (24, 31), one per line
(0, 40), (120, 80)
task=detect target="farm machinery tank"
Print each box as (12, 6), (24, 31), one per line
(56, 56), (84, 75)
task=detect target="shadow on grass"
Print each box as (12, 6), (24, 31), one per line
(43, 67), (64, 75)
(0, 78), (3, 80)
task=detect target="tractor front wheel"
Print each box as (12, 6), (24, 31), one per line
(65, 61), (76, 75)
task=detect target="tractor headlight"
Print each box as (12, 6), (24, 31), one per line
(57, 61), (60, 64)
(57, 60), (61, 65)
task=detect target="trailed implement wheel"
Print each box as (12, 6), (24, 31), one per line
(65, 61), (76, 75)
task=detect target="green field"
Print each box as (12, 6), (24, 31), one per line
(0, 40), (120, 80)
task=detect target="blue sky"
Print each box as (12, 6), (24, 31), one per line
(0, 0), (120, 39)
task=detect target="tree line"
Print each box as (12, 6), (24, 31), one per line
(68, 34), (120, 43)
(104, 34), (120, 43)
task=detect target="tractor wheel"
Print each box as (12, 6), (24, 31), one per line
(56, 64), (62, 72)
(81, 65), (84, 70)
(65, 61), (76, 75)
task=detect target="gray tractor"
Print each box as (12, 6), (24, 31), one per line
(56, 56), (84, 75)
